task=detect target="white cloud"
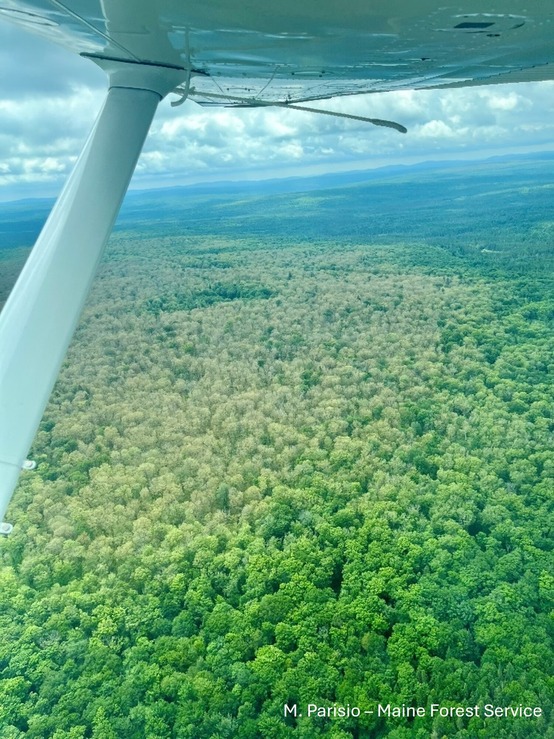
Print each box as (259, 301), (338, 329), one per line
(417, 119), (457, 140)
(486, 91), (520, 111)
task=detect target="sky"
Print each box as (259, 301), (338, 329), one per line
(3, 20), (554, 202)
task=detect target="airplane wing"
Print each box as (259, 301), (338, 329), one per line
(2, 1), (554, 99)
(2, 0), (554, 530)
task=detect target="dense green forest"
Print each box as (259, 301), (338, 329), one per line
(0, 157), (553, 737)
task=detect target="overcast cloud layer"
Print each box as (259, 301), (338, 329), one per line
(3, 21), (554, 201)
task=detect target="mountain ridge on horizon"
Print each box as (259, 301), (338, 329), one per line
(2, 149), (554, 250)
(3, 148), (554, 211)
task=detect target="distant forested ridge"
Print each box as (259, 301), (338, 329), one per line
(0, 157), (552, 737)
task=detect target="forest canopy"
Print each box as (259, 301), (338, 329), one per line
(0, 157), (553, 737)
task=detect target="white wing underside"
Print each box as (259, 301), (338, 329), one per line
(2, 0), (554, 104)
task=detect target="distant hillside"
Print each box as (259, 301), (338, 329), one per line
(2, 151), (554, 255)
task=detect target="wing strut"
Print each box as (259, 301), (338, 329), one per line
(174, 89), (407, 133)
(0, 59), (186, 529)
